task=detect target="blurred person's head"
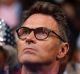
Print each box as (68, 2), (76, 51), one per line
(53, 0), (65, 4)
(75, 34), (80, 63)
(0, 0), (16, 6)
(0, 46), (8, 69)
(0, 19), (18, 69)
(73, 48), (80, 63)
(61, 2), (76, 19)
(70, 34), (80, 63)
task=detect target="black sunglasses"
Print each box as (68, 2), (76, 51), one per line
(16, 27), (65, 42)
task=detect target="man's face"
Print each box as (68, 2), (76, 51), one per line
(16, 14), (63, 64)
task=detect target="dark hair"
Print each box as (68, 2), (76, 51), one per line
(21, 1), (70, 43)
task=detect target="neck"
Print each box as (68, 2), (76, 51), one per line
(21, 61), (60, 74)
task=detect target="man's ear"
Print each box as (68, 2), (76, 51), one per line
(57, 42), (69, 59)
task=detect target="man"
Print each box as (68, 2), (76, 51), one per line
(15, 1), (70, 74)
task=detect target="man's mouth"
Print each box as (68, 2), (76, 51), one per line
(23, 48), (37, 54)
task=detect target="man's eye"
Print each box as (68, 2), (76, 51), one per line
(37, 29), (48, 36)
(19, 31), (25, 36)
(18, 29), (27, 35)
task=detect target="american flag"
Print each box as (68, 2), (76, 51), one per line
(0, 19), (16, 47)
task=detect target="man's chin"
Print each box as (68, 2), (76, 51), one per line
(20, 60), (42, 65)
(21, 62), (45, 67)
(20, 62), (46, 72)
(20, 59), (53, 67)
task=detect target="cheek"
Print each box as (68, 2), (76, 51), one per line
(39, 39), (59, 52)
(37, 39), (60, 59)
(16, 40), (24, 56)
(16, 40), (26, 63)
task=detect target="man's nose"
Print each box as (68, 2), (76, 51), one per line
(25, 31), (36, 44)
(26, 31), (35, 39)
